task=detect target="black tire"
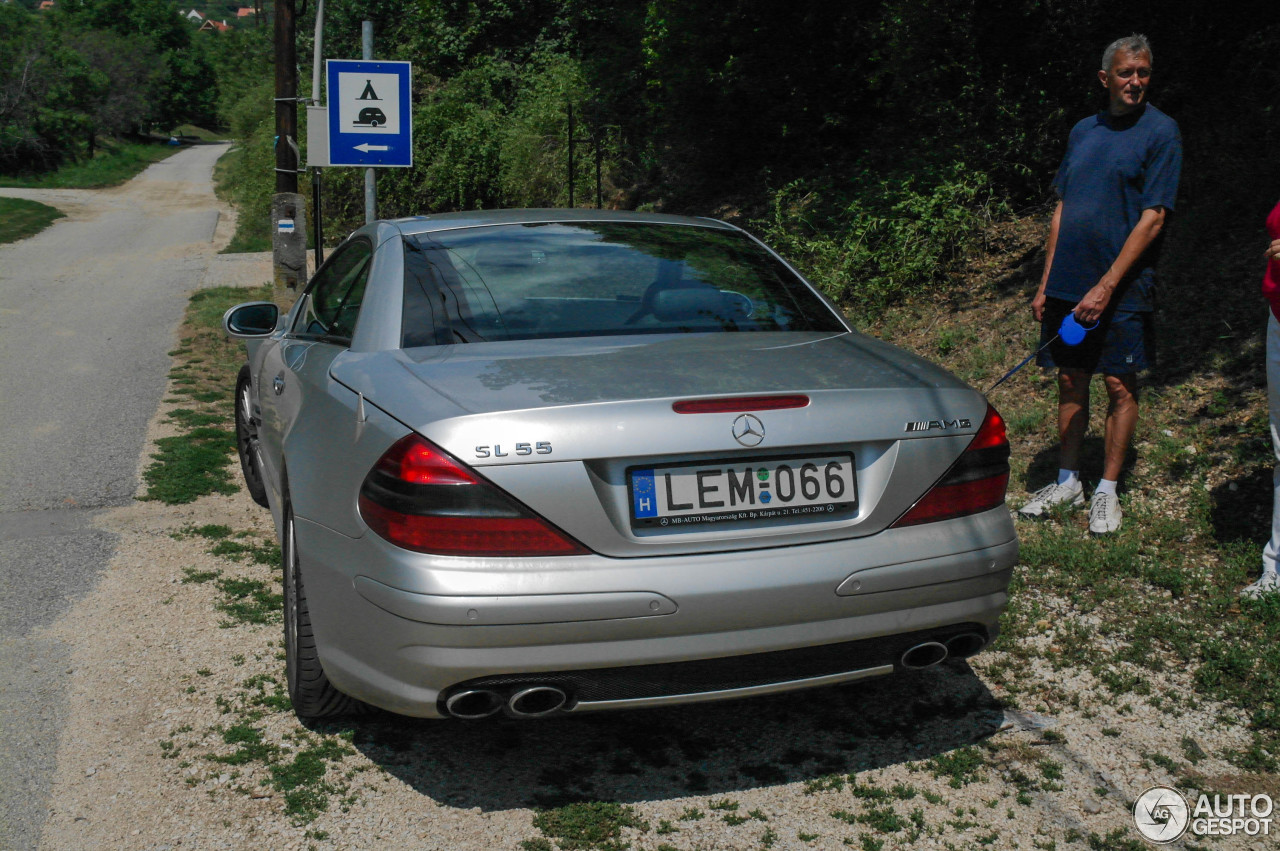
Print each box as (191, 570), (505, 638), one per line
(283, 505), (362, 718)
(234, 365), (269, 508)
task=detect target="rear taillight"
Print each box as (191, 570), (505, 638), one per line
(889, 405), (1010, 528)
(359, 434), (589, 557)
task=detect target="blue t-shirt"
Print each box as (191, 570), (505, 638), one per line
(1046, 104), (1182, 312)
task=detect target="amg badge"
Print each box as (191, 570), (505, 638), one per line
(905, 418), (972, 433)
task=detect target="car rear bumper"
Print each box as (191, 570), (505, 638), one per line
(295, 508), (1017, 718)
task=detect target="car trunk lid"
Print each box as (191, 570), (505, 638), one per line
(332, 332), (992, 555)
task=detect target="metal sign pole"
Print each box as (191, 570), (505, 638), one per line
(363, 20), (376, 224)
(309, 0), (325, 269)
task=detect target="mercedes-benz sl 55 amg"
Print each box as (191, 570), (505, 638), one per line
(223, 209), (1017, 720)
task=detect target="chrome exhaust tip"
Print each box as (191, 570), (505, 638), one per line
(444, 688), (504, 719)
(900, 641), (949, 670)
(944, 632), (987, 659)
(506, 685), (568, 718)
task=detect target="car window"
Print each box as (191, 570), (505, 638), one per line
(292, 239), (373, 342)
(400, 222), (845, 347)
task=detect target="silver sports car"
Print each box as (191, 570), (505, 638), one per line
(224, 209), (1017, 721)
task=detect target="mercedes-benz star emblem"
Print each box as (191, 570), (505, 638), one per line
(732, 414), (766, 447)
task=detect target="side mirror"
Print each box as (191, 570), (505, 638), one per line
(223, 302), (280, 337)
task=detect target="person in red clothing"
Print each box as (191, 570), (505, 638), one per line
(1245, 199), (1280, 597)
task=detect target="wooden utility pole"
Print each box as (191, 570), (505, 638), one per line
(272, 0), (307, 292)
(274, 0), (297, 194)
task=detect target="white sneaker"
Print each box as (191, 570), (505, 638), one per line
(1018, 481), (1085, 518)
(1088, 492), (1122, 535)
(1241, 571), (1280, 599)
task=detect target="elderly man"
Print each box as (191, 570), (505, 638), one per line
(1020, 34), (1182, 534)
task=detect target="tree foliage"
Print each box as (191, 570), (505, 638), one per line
(274, 0), (1277, 306)
(0, 0), (225, 175)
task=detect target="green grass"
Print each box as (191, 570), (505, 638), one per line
(0, 197), (63, 245)
(924, 746), (987, 788)
(530, 801), (648, 850)
(141, 429), (238, 504)
(140, 285), (273, 505)
(209, 538), (280, 566)
(0, 138), (181, 189)
(214, 576), (282, 627)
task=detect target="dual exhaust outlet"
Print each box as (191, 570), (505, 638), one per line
(899, 631), (987, 670)
(445, 630), (988, 717)
(444, 684), (568, 720)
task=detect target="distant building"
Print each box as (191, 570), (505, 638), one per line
(236, 7), (256, 17)
(183, 9), (204, 22)
(38, 0), (55, 9)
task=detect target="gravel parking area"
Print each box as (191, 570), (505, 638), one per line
(30, 443), (1273, 850)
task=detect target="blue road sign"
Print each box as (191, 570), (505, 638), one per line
(326, 60), (412, 168)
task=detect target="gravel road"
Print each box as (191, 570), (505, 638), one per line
(0, 144), (233, 851)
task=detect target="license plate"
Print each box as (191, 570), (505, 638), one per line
(628, 453), (857, 529)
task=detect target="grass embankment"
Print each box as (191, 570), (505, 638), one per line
(0, 137), (182, 190)
(212, 148), (272, 254)
(0, 196), (63, 244)
(872, 215), (1280, 774)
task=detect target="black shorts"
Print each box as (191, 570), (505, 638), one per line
(1035, 297), (1153, 375)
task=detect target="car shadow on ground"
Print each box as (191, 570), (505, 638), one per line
(325, 660), (1004, 811)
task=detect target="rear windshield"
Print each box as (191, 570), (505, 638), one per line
(401, 222), (845, 347)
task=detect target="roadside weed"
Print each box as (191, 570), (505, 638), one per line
(142, 286), (271, 504)
(530, 801), (648, 850)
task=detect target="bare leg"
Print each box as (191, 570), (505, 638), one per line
(1101, 373), (1139, 482)
(1057, 369), (1091, 471)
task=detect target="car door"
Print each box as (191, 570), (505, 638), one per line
(256, 238), (374, 506)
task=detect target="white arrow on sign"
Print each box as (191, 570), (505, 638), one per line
(354, 143), (390, 152)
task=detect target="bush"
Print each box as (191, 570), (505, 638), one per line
(757, 162), (1009, 313)
(216, 79), (281, 253)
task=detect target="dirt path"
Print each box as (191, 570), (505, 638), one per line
(0, 143), (249, 851)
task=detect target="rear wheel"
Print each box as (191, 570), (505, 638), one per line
(234, 366), (269, 508)
(283, 505), (362, 718)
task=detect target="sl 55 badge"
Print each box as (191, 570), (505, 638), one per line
(904, 418), (972, 433)
(475, 442), (552, 458)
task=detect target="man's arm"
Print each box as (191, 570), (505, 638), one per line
(1031, 201), (1063, 322)
(1072, 206), (1167, 323)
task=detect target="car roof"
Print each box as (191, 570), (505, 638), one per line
(383, 208), (738, 238)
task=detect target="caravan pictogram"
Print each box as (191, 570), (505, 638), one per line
(335, 72), (400, 134)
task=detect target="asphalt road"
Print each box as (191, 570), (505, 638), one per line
(0, 144), (231, 850)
